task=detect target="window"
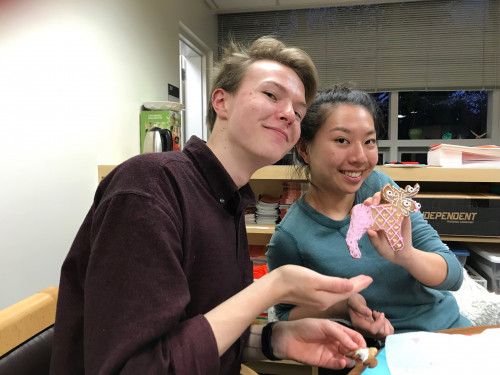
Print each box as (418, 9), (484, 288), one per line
(398, 91), (488, 141)
(218, 1), (500, 164)
(370, 92), (389, 141)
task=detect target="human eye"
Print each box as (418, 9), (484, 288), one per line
(335, 137), (349, 144)
(366, 138), (377, 145)
(294, 111), (303, 120)
(264, 91), (277, 100)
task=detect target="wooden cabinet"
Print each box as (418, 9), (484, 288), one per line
(247, 165), (500, 246)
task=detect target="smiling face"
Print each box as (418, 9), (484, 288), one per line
(211, 59), (306, 170)
(299, 103), (379, 196)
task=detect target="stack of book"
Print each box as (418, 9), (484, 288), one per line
(279, 181), (306, 220)
(427, 144), (500, 168)
(245, 206), (256, 224)
(255, 195), (281, 224)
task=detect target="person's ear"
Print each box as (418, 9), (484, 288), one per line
(296, 139), (310, 164)
(211, 88), (229, 120)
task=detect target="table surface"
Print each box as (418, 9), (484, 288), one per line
(347, 325), (500, 375)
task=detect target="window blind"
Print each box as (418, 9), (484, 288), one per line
(217, 0), (499, 91)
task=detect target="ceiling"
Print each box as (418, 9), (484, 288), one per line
(205, 0), (425, 14)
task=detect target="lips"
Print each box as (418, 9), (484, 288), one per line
(265, 126), (288, 142)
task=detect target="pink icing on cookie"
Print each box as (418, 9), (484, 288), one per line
(346, 183), (421, 259)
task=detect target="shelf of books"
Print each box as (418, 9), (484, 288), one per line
(247, 165), (500, 246)
(98, 164), (500, 244)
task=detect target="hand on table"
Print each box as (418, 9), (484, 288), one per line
(272, 318), (366, 369)
(348, 294), (394, 340)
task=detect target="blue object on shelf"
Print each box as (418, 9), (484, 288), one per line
(448, 243), (470, 267)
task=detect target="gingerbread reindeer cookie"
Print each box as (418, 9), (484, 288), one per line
(346, 183), (421, 259)
(346, 347), (379, 368)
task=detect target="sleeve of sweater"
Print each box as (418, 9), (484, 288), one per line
(410, 209), (464, 291)
(83, 192), (219, 374)
(266, 224), (302, 321)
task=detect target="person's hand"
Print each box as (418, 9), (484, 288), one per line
(272, 318), (366, 369)
(269, 265), (373, 312)
(366, 214), (416, 266)
(348, 294), (394, 340)
(363, 190), (416, 266)
(367, 215), (448, 287)
(363, 191), (382, 206)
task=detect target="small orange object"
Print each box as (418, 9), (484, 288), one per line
(253, 264), (268, 279)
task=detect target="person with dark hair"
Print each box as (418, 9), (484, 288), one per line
(50, 41), (374, 375)
(266, 84), (471, 343)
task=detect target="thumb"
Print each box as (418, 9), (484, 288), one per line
(349, 275), (373, 294)
(318, 276), (354, 294)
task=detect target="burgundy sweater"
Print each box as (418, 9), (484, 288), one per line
(50, 137), (255, 374)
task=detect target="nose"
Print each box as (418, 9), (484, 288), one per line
(279, 101), (295, 125)
(349, 142), (368, 164)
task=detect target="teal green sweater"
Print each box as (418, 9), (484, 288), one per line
(266, 170), (471, 333)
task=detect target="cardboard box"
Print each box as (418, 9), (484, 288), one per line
(140, 110), (182, 153)
(417, 192), (500, 237)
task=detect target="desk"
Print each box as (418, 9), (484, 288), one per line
(347, 325), (500, 375)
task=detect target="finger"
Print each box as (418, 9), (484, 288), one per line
(349, 275), (373, 294)
(366, 230), (389, 251)
(350, 303), (373, 319)
(385, 319), (395, 336)
(351, 318), (372, 335)
(345, 358), (357, 368)
(373, 311), (393, 336)
(362, 192), (382, 206)
(372, 192), (382, 205)
(366, 229), (378, 242)
(368, 312), (386, 334)
(349, 299), (372, 317)
(341, 324), (367, 348)
(334, 323), (366, 350)
(318, 276), (355, 294)
(363, 197), (374, 205)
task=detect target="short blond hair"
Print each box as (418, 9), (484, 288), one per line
(207, 36), (319, 132)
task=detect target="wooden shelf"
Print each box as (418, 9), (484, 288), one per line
(99, 164), (500, 183)
(375, 165), (500, 183)
(248, 165), (500, 245)
(246, 224), (276, 246)
(98, 164), (500, 243)
(439, 236), (500, 243)
(250, 165), (500, 183)
(245, 225), (500, 244)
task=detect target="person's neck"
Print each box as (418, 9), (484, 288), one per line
(206, 134), (262, 189)
(304, 185), (356, 220)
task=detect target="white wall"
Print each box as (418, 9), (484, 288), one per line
(0, 0), (217, 309)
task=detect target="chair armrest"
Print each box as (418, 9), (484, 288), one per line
(0, 287), (58, 356)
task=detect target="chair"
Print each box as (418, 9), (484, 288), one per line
(0, 287), (263, 375)
(0, 287), (58, 375)
(241, 363), (260, 375)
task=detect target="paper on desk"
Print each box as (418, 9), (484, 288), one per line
(385, 328), (500, 374)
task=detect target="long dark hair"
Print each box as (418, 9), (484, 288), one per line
(293, 83), (382, 181)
